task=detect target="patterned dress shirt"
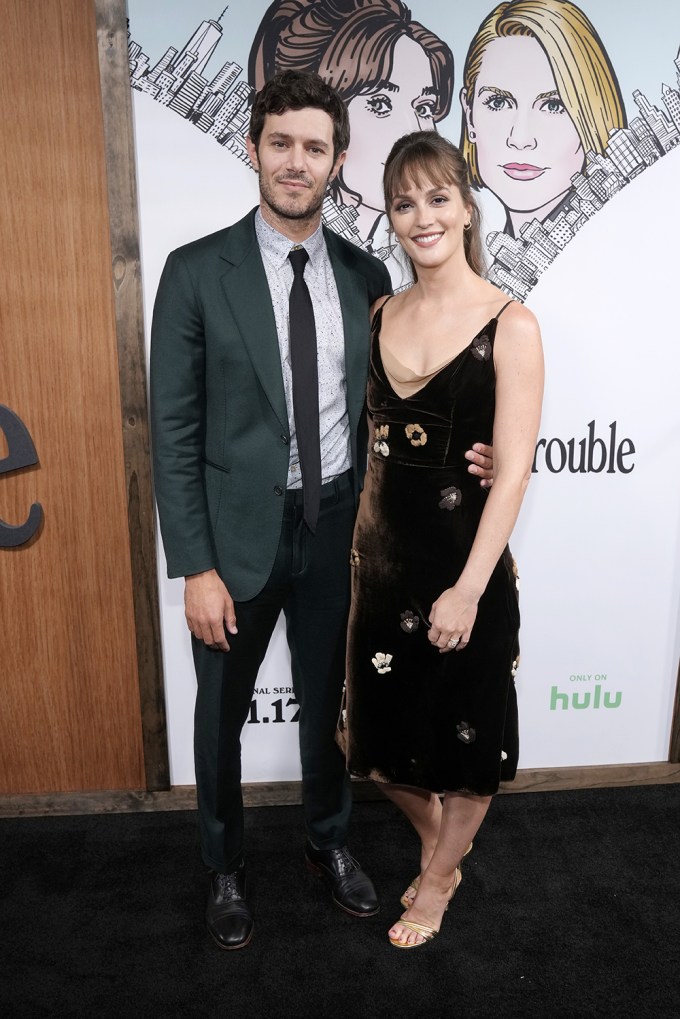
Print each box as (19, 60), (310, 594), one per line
(255, 210), (351, 489)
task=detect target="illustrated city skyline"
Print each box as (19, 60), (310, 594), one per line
(128, 8), (680, 301)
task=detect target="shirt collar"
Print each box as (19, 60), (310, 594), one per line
(255, 209), (327, 271)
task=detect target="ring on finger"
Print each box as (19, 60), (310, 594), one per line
(447, 637), (459, 648)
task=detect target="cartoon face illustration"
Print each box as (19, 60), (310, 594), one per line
(342, 35), (437, 218)
(464, 34), (585, 230)
(460, 0), (626, 239)
(249, 0), (454, 252)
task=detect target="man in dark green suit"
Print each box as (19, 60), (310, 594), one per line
(151, 72), (391, 951)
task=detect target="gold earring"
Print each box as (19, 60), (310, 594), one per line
(464, 221), (472, 231)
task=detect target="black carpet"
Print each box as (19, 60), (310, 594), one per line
(1, 785), (679, 1018)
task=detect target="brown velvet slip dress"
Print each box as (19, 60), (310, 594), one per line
(337, 298), (520, 795)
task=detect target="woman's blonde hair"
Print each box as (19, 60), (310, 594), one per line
(460, 0), (626, 187)
(383, 132), (486, 279)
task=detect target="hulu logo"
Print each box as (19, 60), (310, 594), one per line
(550, 685), (622, 710)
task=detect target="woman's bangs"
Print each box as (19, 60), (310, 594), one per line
(386, 147), (459, 204)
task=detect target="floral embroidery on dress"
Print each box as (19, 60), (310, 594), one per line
(405, 423), (427, 447)
(439, 486), (462, 511)
(512, 557), (520, 591)
(349, 548), (360, 567)
(339, 684), (347, 730)
(373, 424), (390, 457)
(471, 338), (491, 362)
(456, 721), (476, 744)
(371, 652), (393, 674)
(400, 610), (419, 633)
(511, 656), (520, 677)
(501, 750), (508, 761)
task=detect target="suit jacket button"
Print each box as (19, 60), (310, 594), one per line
(274, 485), (283, 496)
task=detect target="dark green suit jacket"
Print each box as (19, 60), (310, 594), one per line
(150, 208), (392, 601)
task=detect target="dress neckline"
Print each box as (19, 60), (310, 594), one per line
(373, 297), (510, 401)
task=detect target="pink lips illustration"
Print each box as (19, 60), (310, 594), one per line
(502, 163), (546, 180)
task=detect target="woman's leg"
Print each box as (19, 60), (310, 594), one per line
(388, 791), (492, 947)
(379, 784), (443, 873)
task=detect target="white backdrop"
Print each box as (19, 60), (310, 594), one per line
(129, 0), (680, 783)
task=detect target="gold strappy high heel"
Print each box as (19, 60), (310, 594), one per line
(389, 866), (462, 949)
(389, 919), (438, 947)
(400, 840), (473, 909)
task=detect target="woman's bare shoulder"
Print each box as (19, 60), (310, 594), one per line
(495, 297), (540, 339)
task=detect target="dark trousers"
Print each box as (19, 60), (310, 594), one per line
(193, 471), (355, 873)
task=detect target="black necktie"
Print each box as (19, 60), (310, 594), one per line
(288, 247), (321, 533)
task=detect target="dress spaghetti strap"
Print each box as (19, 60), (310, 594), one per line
(495, 300), (514, 320)
(370, 294), (393, 332)
(373, 295), (393, 334)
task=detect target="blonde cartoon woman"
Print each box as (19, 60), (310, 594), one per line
(459, 0), (626, 239)
(249, 0), (454, 281)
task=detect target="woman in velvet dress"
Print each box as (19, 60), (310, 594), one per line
(337, 132), (544, 948)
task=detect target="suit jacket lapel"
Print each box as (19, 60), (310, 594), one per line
(219, 211), (288, 432)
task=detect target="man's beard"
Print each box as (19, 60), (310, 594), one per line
(258, 172), (328, 223)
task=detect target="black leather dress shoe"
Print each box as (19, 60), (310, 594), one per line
(305, 843), (379, 917)
(206, 864), (254, 950)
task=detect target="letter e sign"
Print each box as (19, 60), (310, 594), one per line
(0, 405), (43, 547)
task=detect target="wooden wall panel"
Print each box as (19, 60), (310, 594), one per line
(96, 0), (168, 790)
(0, 0), (145, 792)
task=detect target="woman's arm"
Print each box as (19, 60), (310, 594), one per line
(428, 303), (544, 651)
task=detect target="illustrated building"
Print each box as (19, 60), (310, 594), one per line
(321, 195), (362, 244)
(632, 88), (679, 151)
(210, 81), (253, 140)
(170, 17), (224, 78)
(628, 117), (662, 163)
(606, 129), (646, 180)
(169, 72), (209, 118)
(209, 61), (242, 96)
(147, 47), (177, 84)
(661, 83), (680, 131)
